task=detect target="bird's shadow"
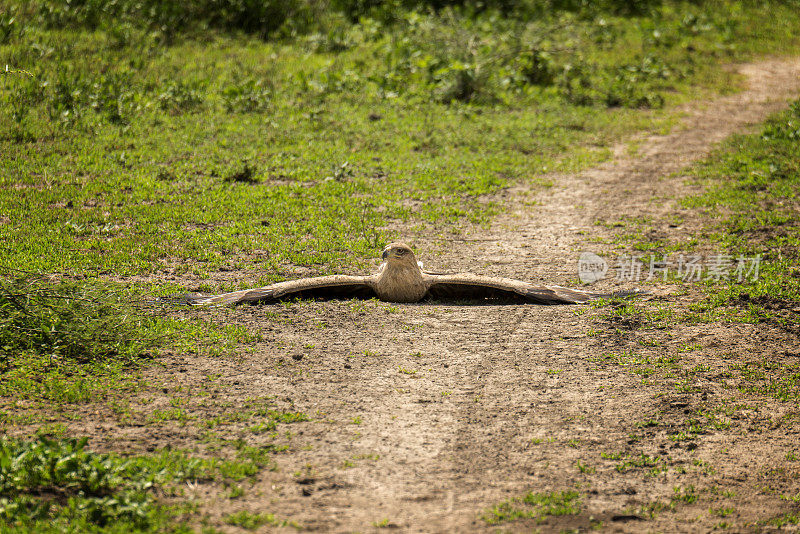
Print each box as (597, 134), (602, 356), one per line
(261, 296), (565, 307)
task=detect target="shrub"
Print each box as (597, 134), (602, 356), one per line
(158, 80), (205, 114)
(87, 72), (141, 124)
(221, 78), (271, 113)
(0, 437), (153, 529)
(559, 54), (674, 108)
(0, 276), (158, 366)
(35, 0), (316, 39)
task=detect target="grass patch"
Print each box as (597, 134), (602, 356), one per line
(0, 274), (254, 407)
(224, 510), (296, 530)
(482, 489), (581, 525)
(0, 275), (164, 403)
(606, 99), (800, 329)
(679, 99), (800, 327)
(0, 435), (266, 532)
(2, 2), (800, 283)
(0, 435), (296, 531)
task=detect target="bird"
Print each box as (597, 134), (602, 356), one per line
(183, 242), (647, 306)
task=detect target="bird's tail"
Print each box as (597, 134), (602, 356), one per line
(153, 287), (277, 307)
(147, 292), (210, 307)
(544, 286), (651, 304)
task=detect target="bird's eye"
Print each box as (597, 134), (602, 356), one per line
(396, 249), (407, 256)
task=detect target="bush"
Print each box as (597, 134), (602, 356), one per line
(0, 276), (158, 366)
(0, 437), (152, 529)
(36, 0), (316, 39)
(559, 54), (674, 108)
(221, 78), (271, 113)
(158, 80), (205, 114)
(332, 0), (665, 22)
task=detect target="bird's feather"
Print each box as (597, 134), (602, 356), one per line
(189, 275), (377, 306)
(424, 274), (646, 304)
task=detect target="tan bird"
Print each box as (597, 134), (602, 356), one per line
(187, 242), (645, 306)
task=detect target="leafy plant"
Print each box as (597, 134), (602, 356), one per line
(221, 79), (271, 113)
(158, 81), (205, 114)
(483, 489), (581, 525)
(0, 437), (162, 530)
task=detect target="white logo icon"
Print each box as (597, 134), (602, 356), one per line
(578, 252), (608, 284)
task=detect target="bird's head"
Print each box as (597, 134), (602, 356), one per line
(381, 242), (418, 266)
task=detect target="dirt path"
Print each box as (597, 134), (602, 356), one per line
(40, 57), (800, 532)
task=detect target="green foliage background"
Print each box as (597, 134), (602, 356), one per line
(2, 0), (798, 281)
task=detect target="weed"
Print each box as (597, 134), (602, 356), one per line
(672, 485), (700, 505)
(576, 460), (595, 474)
(0, 436), (256, 531)
(158, 81), (205, 114)
(224, 510), (295, 530)
(221, 78), (271, 113)
(483, 490), (581, 525)
(710, 506), (735, 517)
(224, 162), (259, 184)
(613, 453), (669, 475)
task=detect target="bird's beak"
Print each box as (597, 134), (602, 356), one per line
(382, 249), (389, 260)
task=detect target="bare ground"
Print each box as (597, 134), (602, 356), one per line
(9, 57), (800, 532)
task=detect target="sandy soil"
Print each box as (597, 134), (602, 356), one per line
(12, 57), (800, 533)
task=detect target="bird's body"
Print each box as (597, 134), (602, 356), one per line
(374, 260), (428, 303)
(187, 242), (646, 306)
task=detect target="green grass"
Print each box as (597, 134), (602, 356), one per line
(482, 489), (581, 525)
(224, 510), (296, 530)
(3, 3), (800, 531)
(2, 2), (800, 284)
(679, 99), (800, 325)
(0, 276), (162, 404)
(0, 275), (254, 406)
(0, 435), (285, 533)
(603, 98), (800, 328)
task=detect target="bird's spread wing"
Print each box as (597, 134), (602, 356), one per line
(424, 273), (647, 304)
(189, 275), (377, 306)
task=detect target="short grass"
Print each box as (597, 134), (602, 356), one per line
(580, 100), (800, 526)
(2, 2), (800, 286)
(482, 489), (581, 525)
(681, 99), (800, 325)
(0, 274), (252, 406)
